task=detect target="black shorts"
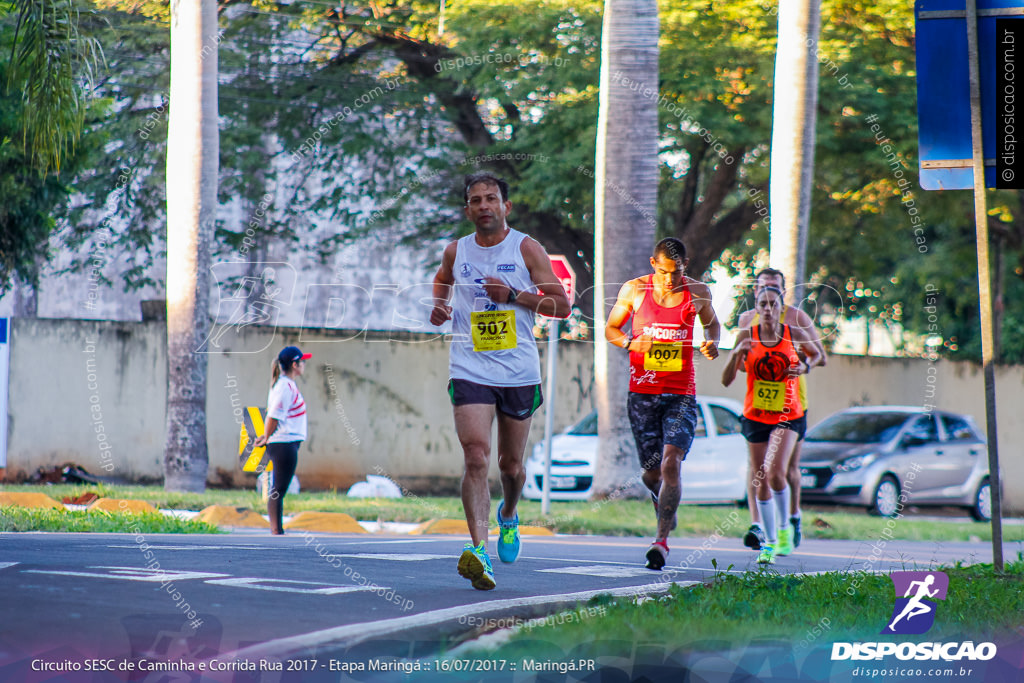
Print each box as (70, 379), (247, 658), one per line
(448, 379), (543, 420)
(741, 414), (807, 443)
(627, 393), (698, 470)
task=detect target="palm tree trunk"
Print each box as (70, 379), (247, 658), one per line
(592, 0), (659, 498)
(164, 0), (218, 492)
(769, 0), (821, 306)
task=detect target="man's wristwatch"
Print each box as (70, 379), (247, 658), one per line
(506, 287), (519, 304)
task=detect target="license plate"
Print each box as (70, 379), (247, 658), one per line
(800, 474), (816, 489)
(550, 476), (577, 489)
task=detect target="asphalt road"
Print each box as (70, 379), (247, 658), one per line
(0, 530), (1019, 682)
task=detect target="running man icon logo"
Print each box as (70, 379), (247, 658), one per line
(882, 571), (949, 635)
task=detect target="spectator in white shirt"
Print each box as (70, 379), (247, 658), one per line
(254, 345), (310, 534)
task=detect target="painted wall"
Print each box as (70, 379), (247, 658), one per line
(7, 319), (1022, 511)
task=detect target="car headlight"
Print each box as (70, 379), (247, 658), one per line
(835, 453), (878, 473)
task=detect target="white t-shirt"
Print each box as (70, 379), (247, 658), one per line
(266, 376), (307, 443)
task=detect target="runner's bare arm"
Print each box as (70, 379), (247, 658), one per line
(482, 236), (570, 318)
(430, 241), (457, 326)
(792, 306), (827, 367)
(721, 330), (751, 387)
(605, 280), (641, 350)
(787, 324), (823, 377)
(688, 278), (720, 360)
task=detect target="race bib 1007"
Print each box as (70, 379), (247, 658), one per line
(643, 342), (683, 372)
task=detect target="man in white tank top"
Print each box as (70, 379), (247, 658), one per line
(430, 173), (571, 590)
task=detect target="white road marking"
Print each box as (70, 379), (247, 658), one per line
(204, 577), (387, 595)
(537, 565), (656, 578)
(23, 567), (229, 582)
(105, 545), (266, 551)
(334, 553), (450, 561)
(214, 581), (689, 662)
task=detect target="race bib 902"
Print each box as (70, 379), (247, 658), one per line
(472, 310), (516, 351)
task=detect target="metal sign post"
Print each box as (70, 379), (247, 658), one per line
(917, 0), (1006, 572)
(540, 256), (575, 516)
(541, 320), (559, 515)
(964, 0), (1005, 573)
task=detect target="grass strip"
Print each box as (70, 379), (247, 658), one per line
(476, 559), (1024, 661)
(3, 483), (1021, 543)
(0, 505), (221, 533)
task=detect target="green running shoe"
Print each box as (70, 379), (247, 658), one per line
(457, 542), (496, 590)
(757, 543), (776, 565)
(777, 524), (794, 556)
(496, 501), (521, 563)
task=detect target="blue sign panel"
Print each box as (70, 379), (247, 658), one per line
(916, 0), (1024, 189)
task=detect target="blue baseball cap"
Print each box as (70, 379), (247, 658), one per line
(279, 346), (311, 364)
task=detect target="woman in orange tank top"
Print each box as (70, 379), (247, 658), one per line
(721, 286), (822, 564)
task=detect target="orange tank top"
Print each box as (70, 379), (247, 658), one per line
(743, 324), (804, 424)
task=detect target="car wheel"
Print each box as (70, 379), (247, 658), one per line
(970, 478), (991, 522)
(869, 475), (900, 517)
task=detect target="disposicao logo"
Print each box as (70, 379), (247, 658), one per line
(883, 571), (948, 635)
(831, 570), (997, 663)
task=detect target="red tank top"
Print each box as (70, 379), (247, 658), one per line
(743, 324), (804, 423)
(628, 276), (696, 395)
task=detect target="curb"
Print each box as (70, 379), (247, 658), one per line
(89, 498), (158, 514)
(0, 492), (63, 509)
(1, 496), (559, 536)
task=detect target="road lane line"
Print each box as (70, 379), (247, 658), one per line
(203, 578), (388, 595)
(213, 581), (689, 661)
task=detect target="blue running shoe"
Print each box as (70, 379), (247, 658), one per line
(457, 542), (496, 590)
(496, 501), (521, 563)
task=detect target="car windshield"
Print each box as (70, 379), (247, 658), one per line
(568, 412), (598, 435)
(806, 412), (910, 444)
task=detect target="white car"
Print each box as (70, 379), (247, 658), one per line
(523, 396), (749, 503)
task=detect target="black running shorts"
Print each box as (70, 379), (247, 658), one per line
(740, 414), (807, 443)
(448, 378), (543, 420)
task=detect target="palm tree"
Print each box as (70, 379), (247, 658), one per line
(592, 0), (659, 498)
(3, 0), (102, 173)
(769, 0), (821, 306)
(163, 0), (218, 492)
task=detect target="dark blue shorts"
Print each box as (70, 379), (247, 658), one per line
(627, 393), (698, 470)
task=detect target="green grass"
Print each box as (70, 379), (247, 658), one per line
(474, 559), (1024, 660)
(0, 505), (221, 533)
(3, 483), (1022, 542)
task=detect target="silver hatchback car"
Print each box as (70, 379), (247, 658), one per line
(799, 406), (991, 520)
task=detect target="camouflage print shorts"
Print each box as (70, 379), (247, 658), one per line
(627, 393), (698, 470)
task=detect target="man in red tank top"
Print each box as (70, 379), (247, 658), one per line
(605, 238), (721, 570)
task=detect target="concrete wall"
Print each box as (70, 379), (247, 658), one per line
(7, 318), (1023, 511)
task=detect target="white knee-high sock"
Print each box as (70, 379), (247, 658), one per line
(773, 486), (791, 528)
(757, 498), (777, 543)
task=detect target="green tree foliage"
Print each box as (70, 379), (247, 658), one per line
(0, 44), (102, 292)
(12, 0), (1024, 361)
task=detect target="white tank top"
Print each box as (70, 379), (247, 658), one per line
(449, 229), (541, 386)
